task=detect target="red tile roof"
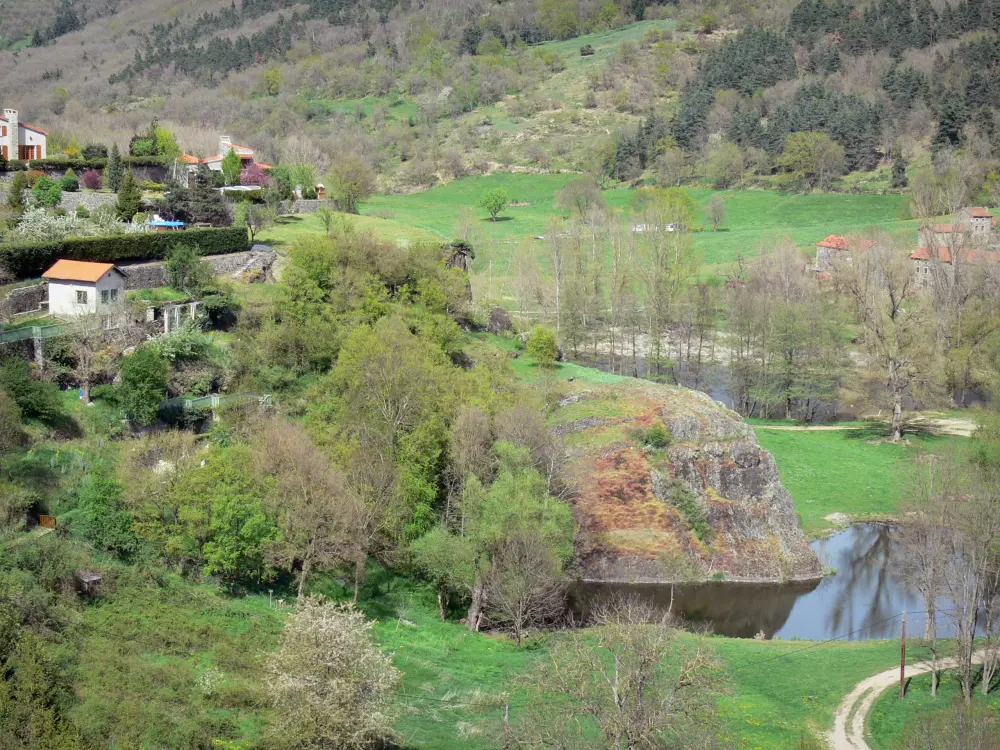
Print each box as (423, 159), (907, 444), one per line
(967, 207), (994, 218)
(816, 235), (876, 251)
(0, 116), (49, 135)
(42, 260), (121, 283)
(911, 246), (1000, 265)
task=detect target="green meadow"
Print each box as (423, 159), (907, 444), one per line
(866, 671), (1000, 749)
(360, 173), (917, 299)
(753, 425), (966, 537)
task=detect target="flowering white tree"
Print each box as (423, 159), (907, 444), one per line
(266, 598), (399, 749)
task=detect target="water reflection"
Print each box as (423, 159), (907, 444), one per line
(572, 524), (968, 640)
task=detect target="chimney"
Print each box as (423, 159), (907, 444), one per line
(219, 135), (232, 158)
(4, 109), (18, 159)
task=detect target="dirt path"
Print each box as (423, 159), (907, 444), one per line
(753, 417), (976, 438)
(830, 652), (985, 749)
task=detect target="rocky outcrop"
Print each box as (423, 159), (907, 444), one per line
(556, 381), (820, 583)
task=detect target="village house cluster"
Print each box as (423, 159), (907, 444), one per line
(815, 206), (1000, 286)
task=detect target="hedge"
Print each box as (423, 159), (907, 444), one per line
(0, 226), (249, 279)
(29, 158), (107, 171)
(122, 156), (171, 168)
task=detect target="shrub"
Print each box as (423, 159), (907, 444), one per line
(301, 185), (318, 200)
(119, 346), (169, 425)
(82, 143), (108, 160)
(240, 163), (271, 186)
(31, 176), (62, 206)
(643, 424), (672, 448)
(75, 204), (90, 219)
(0, 358), (63, 422)
(580, 44), (595, 56)
(165, 244), (213, 290)
(25, 170), (45, 186)
(526, 325), (559, 366)
(140, 181), (165, 192)
(59, 168), (79, 192)
(0, 226), (249, 278)
(81, 169), (102, 190)
(28, 158), (107, 171)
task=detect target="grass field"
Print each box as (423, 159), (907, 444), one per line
(754, 426), (966, 537)
(866, 670), (1000, 749)
(361, 174), (918, 302)
(259, 211), (444, 248)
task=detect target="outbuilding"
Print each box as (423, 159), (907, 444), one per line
(42, 260), (127, 317)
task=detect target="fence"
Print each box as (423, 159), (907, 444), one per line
(160, 392), (272, 412)
(0, 323), (66, 345)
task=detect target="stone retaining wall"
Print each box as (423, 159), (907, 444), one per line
(283, 199), (332, 215)
(0, 165), (171, 185)
(119, 249), (277, 290)
(0, 283), (47, 319)
(58, 192), (119, 212)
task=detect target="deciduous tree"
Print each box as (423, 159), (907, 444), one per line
(266, 598), (399, 750)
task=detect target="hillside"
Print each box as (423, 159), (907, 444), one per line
(2, 0), (998, 205)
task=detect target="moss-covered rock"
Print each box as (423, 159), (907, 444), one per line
(553, 380), (820, 583)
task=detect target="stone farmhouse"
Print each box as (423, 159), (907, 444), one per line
(814, 235), (881, 273)
(911, 207), (1000, 287)
(0, 108), (47, 161)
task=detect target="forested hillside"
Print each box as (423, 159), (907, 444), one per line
(0, 0), (997, 199)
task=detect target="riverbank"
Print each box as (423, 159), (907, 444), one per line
(753, 425), (967, 538)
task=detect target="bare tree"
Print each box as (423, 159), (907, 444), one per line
(895, 456), (955, 696)
(836, 238), (935, 441)
(66, 310), (138, 403)
(256, 418), (363, 599)
(707, 194), (727, 231)
(485, 533), (566, 647)
(512, 596), (722, 749)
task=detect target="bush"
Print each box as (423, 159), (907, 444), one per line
(0, 358), (63, 422)
(59, 168), (79, 192)
(81, 169), (102, 190)
(82, 144), (108, 160)
(0, 226), (249, 278)
(120, 155), (169, 168)
(140, 180), (164, 192)
(301, 185), (318, 200)
(75, 204), (90, 219)
(526, 325), (559, 366)
(31, 176), (62, 206)
(25, 170), (45, 186)
(580, 44), (595, 56)
(28, 158), (106, 171)
(119, 346), (169, 425)
(643, 424), (672, 448)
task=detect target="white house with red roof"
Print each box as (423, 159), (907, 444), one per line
(0, 109), (47, 161)
(42, 260), (126, 317)
(178, 136), (270, 184)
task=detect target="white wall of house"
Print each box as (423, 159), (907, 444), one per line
(48, 273), (124, 317)
(19, 126), (46, 159)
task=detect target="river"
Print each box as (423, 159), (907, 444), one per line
(571, 523), (970, 640)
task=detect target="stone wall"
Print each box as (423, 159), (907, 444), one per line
(282, 199), (332, 215)
(119, 249), (277, 290)
(0, 283), (47, 319)
(57, 192), (118, 212)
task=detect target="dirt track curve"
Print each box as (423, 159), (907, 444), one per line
(829, 652), (985, 749)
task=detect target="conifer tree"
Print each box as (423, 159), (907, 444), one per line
(107, 144), (124, 193)
(116, 170), (142, 221)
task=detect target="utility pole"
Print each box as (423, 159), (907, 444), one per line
(899, 611), (907, 699)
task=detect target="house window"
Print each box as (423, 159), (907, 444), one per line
(76, 290), (88, 304)
(100, 288), (120, 304)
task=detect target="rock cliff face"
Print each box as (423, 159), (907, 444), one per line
(554, 381), (820, 583)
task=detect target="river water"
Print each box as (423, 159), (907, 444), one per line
(571, 523), (966, 640)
